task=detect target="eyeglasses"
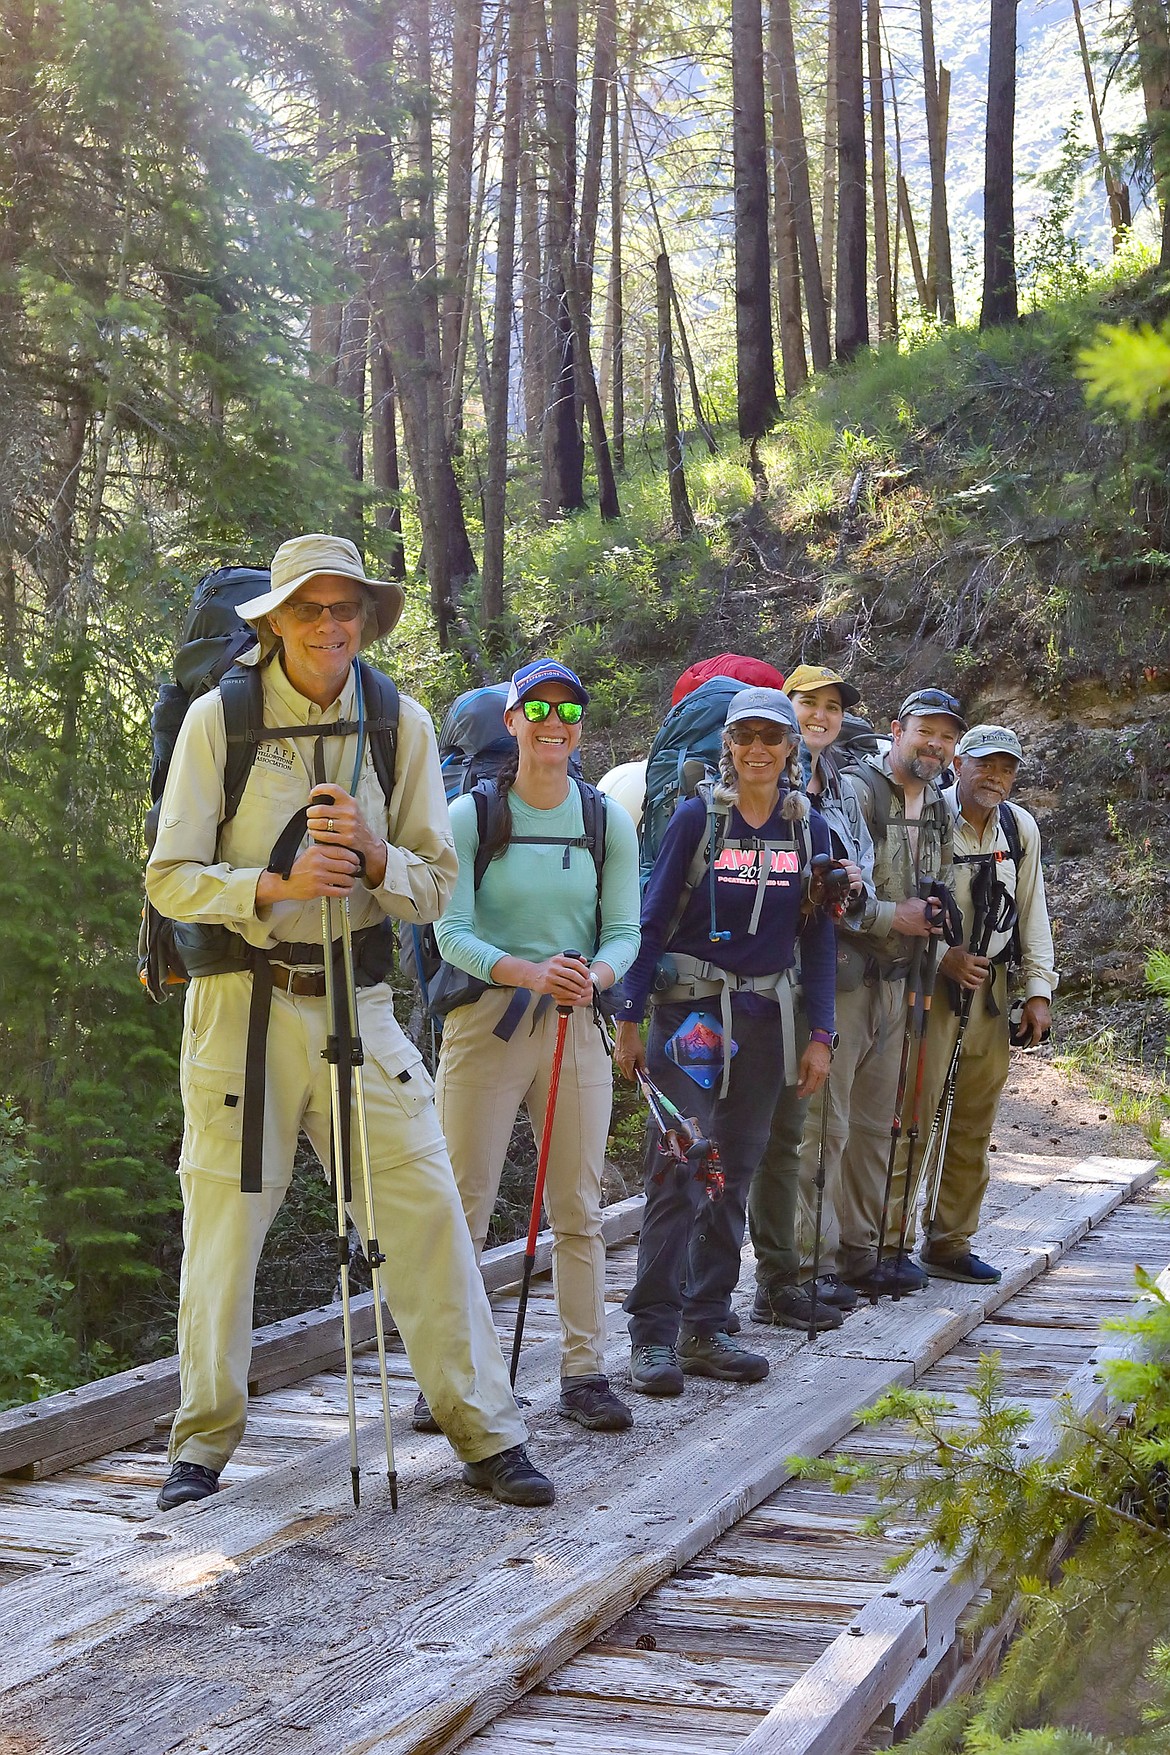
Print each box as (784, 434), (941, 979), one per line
(284, 599), (366, 624)
(521, 699), (584, 724)
(727, 724), (790, 746)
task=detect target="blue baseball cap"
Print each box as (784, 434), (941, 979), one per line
(725, 686), (800, 740)
(505, 659), (589, 711)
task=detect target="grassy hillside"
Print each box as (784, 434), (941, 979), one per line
(392, 261), (1169, 1115)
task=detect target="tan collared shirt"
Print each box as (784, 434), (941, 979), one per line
(945, 785), (1057, 1001)
(146, 650), (457, 949)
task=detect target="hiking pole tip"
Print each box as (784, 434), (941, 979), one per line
(388, 1469), (399, 1512)
(351, 1466), (360, 1508)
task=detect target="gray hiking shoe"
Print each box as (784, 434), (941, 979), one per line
(412, 1392), (441, 1434)
(629, 1343), (684, 1396)
(558, 1375), (634, 1430)
(678, 1330), (770, 1383)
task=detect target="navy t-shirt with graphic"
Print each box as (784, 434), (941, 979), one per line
(619, 793), (836, 1031)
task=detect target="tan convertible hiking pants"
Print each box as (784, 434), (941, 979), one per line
(436, 989), (613, 1380)
(170, 972), (527, 1471)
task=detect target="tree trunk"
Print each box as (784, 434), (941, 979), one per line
(518, 2), (545, 449)
(369, 334), (405, 577)
(441, 0), (484, 424)
(602, 76), (627, 467)
(919, 0), (954, 320)
(731, 0), (780, 440)
(771, 0), (831, 371)
(899, 173), (928, 307)
(1071, 0), (1128, 247)
(981, 0), (1018, 328)
(540, 0), (586, 513)
(867, 0), (894, 340)
(450, 12), (504, 444)
(656, 254), (694, 537)
(577, 0), (617, 326)
(768, 0), (808, 395)
(1132, 0), (1170, 265)
(820, 0), (838, 319)
(482, 0), (524, 631)
(335, 279), (369, 535)
(562, 247), (620, 519)
(834, 0), (868, 359)
(311, 116), (343, 385)
(356, 2), (476, 649)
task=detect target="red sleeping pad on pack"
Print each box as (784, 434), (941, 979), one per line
(671, 653), (785, 706)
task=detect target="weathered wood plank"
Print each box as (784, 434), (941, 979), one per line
(0, 1196), (647, 1478)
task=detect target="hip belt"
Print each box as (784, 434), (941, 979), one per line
(652, 953), (797, 1097)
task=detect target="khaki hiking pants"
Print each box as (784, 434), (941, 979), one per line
(829, 975), (915, 1278)
(170, 972), (527, 1472)
(436, 988), (613, 1380)
(898, 967), (1012, 1262)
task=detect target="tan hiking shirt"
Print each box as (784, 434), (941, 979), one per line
(146, 649), (457, 949)
(944, 785), (1057, 1001)
(842, 751), (954, 970)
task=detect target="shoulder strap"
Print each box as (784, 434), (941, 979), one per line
(357, 659), (399, 806)
(573, 777), (607, 893)
(471, 779), (505, 890)
(219, 664), (265, 825)
(851, 763), (891, 841)
(998, 799), (1023, 867)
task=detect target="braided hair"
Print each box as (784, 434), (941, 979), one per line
(478, 745), (521, 865)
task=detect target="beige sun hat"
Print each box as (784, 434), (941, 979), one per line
(237, 534), (406, 648)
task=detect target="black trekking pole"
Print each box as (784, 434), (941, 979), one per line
(891, 929), (942, 1300)
(806, 1070), (831, 1342)
(921, 879), (1017, 1230)
(317, 798), (398, 1511)
(509, 953), (581, 1388)
(872, 935), (925, 1303)
(320, 889), (363, 1508)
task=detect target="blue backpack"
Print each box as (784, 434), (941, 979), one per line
(403, 684), (607, 1022)
(639, 675), (747, 886)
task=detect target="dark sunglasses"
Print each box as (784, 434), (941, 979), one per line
(901, 688), (962, 717)
(521, 699), (584, 724)
(284, 598), (366, 624)
(727, 723), (790, 746)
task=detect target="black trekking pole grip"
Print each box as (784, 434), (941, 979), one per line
(558, 948), (586, 1015)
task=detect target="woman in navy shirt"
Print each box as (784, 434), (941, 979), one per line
(614, 688), (836, 1395)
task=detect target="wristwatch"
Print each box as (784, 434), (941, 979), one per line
(809, 1028), (839, 1057)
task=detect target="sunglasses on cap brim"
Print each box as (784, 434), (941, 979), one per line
(902, 690), (962, 717)
(520, 699), (584, 724)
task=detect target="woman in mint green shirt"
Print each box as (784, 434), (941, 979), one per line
(434, 660), (641, 1435)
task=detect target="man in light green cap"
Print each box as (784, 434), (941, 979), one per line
(908, 722), (1056, 1284)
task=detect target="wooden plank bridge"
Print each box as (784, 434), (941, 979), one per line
(0, 1096), (1163, 1754)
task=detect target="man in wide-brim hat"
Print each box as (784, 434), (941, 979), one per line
(147, 533), (555, 1511)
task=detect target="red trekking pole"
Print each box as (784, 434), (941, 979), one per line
(509, 953), (581, 1387)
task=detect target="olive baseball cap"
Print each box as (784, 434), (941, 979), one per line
(956, 723), (1024, 762)
(782, 663), (861, 709)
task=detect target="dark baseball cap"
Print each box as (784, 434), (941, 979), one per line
(897, 688), (967, 731)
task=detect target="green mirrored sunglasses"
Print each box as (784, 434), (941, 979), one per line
(521, 699), (584, 724)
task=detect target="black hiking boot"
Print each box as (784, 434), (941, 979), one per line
(461, 1444), (556, 1507)
(812, 1275), (861, 1311)
(558, 1375), (634, 1431)
(157, 1461), (220, 1511)
(678, 1330), (770, 1383)
(751, 1282), (843, 1332)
